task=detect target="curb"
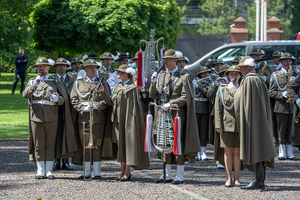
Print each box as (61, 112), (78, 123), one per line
(0, 139), (29, 142)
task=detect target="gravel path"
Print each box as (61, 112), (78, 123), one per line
(0, 141), (299, 199)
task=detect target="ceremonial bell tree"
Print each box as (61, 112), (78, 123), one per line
(30, 0), (181, 56)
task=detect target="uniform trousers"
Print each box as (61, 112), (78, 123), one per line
(31, 120), (58, 161)
(78, 123), (104, 162)
(196, 113), (209, 147)
(275, 113), (293, 144)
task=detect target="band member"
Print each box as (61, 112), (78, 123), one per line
(215, 65), (242, 187)
(177, 56), (189, 70)
(150, 49), (200, 184)
(70, 59), (112, 179)
(272, 51), (283, 71)
(98, 52), (115, 80)
(68, 57), (83, 79)
(230, 56), (242, 66)
(52, 58), (78, 171)
(192, 66), (213, 161)
(210, 59), (224, 80)
(270, 52), (296, 160)
(206, 64), (229, 169)
(100, 64), (150, 181)
(114, 53), (129, 66)
(23, 57), (65, 179)
(249, 48), (273, 86)
(228, 57), (276, 190)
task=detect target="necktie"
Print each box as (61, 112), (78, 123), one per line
(60, 77), (64, 83)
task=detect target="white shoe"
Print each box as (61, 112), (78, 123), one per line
(217, 164), (225, 169)
(93, 162), (101, 178)
(278, 144), (286, 160)
(36, 161), (45, 179)
(201, 147), (208, 160)
(286, 145), (296, 160)
(45, 161), (54, 179)
(196, 152), (201, 161)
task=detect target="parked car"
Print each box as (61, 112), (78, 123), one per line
(185, 40), (300, 75)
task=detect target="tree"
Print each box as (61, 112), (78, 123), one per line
(291, 0), (300, 36)
(30, 0), (181, 56)
(0, 0), (41, 73)
(247, 0), (293, 40)
(197, 0), (240, 35)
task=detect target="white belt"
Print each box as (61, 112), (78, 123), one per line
(195, 97), (208, 102)
(80, 102), (98, 106)
(32, 100), (56, 105)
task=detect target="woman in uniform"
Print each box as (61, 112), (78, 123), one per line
(99, 64), (149, 181)
(214, 65), (241, 187)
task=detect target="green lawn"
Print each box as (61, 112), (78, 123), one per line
(0, 73), (37, 139)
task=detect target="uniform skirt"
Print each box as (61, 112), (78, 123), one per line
(220, 131), (240, 148)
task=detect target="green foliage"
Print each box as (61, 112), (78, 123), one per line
(0, 73), (37, 139)
(247, 0), (293, 40)
(0, 0), (43, 73)
(291, 0), (300, 37)
(197, 0), (240, 35)
(30, 0), (181, 56)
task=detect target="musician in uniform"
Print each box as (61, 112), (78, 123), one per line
(115, 52), (129, 66)
(100, 64), (149, 181)
(67, 57), (83, 79)
(177, 56), (189, 70)
(23, 57), (65, 179)
(210, 59), (224, 79)
(192, 66), (213, 161)
(70, 59), (112, 179)
(270, 52), (296, 160)
(230, 56), (242, 66)
(214, 65), (242, 187)
(150, 49), (200, 184)
(98, 52), (115, 81)
(271, 51), (283, 71)
(52, 58), (78, 171)
(228, 57), (276, 190)
(249, 48), (273, 87)
(206, 64), (229, 169)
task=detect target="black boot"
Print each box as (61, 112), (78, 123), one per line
(241, 162), (265, 190)
(62, 159), (73, 170)
(53, 158), (61, 170)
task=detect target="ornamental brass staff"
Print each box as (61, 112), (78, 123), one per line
(23, 57), (65, 179)
(150, 49), (200, 184)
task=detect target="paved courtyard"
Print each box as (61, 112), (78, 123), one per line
(0, 140), (299, 199)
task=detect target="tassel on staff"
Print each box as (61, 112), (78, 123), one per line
(144, 113), (156, 152)
(137, 51), (145, 87)
(173, 116), (182, 155)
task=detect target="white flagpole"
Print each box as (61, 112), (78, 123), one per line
(264, 0), (267, 41)
(256, 0), (260, 41)
(260, 0), (264, 41)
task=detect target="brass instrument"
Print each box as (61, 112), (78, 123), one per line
(259, 61), (268, 77)
(286, 65), (293, 103)
(82, 98), (97, 181)
(149, 102), (179, 183)
(140, 29), (164, 78)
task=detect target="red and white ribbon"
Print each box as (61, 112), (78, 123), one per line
(137, 51), (145, 87)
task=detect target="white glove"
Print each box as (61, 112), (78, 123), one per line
(33, 75), (43, 87)
(144, 77), (148, 84)
(50, 94), (59, 103)
(162, 103), (170, 111)
(296, 98), (300, 109)
(227, 82), (235, 89)
(282, 91), (289, 98)
(262, 76), (267, 82)
(83, 105), (91, 112)
(192, 80), (198, 88)
(215, 77), (222, 87)
(290, 76), (296, 83)
(93, 104), (98, 110)
(151, 72), (158, 84)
